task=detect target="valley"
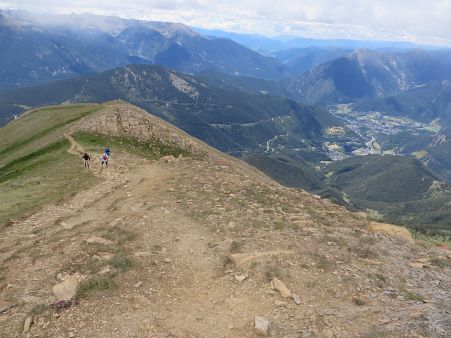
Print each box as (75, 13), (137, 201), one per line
(325, 104), (438, 158)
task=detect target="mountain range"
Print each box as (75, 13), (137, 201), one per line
(283, 49), (451, 105)
(0, 10), (287, 88)
(0, 64), (328, 155)
(1, 10), (451, 234)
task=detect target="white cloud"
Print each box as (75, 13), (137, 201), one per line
(1, 0), (450, 46)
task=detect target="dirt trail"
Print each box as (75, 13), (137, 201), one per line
(64, 133), (85, 155)
(1, 105), (450, 337)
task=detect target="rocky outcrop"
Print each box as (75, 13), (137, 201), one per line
(68, 102), (201, 153)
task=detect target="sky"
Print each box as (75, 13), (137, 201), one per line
(1, 0), (450, 46)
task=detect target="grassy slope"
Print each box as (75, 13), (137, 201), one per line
(73, 131), (197, 161)
(322, 155), (451, 234)
(0, 105), (102, 225)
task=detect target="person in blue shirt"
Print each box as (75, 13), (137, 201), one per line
(104, 147), (111, 157)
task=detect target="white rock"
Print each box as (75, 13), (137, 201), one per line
(234, 275), (247, 283)
(134, 281), (143, 288)
(254, 316), (272, 336)
(292, 293), (301, 305)
(53, 276), (79, 301)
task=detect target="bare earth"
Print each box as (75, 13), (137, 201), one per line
(0, 103), (450, 338)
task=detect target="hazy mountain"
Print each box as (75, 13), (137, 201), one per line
(283, 49), (451, 105)
(0, 10), (288, 88)
(194, 27), (431, 53)
(272, 47), (352, 75)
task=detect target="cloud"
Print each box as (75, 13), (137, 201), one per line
(1, 0), (450, 46)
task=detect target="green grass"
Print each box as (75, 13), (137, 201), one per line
(74, 131), (196, 161)
(30, 304), (46, 316)
(374, 273), (386, 282)
(0, 105), (101, 226)
(0, 141), (99, 225)
(405, 291), (424, 302)
(264, 264), (283, 282)
(76, 276), (117, 298)
(411, 230), (451, 249)
(0, 105), (102, 166)
(107, 253), (133, 271)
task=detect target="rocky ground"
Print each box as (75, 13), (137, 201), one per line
(0, 103), (450, 337)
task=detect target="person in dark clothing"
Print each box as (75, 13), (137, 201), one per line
(82, 153), (91, 168)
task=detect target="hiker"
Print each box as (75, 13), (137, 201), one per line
(82, 152), (91, 168)
(100, 152), (109, 167)
(104, 146), (111, 157)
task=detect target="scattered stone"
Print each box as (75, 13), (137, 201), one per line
(23, 316), (33, 333)
(229, 250), (294, 266)
(134, 281), (143, 288)
(53, 313), (60, 318)
(367, 222), (413, 241)
(53, 276), (79, 301)
(234, 275), (247, 283)
(56, 272), (64, 282)
(254, 316), (272, 336)
(86, 236), (113, 245)
(68, 332), (75, 338)
(0, 304), (13, 314)
(292, 293), (301, 305)
(163, 258), (173, 263)
(271, 277), (291, 298)
(384, 288), (398, 298)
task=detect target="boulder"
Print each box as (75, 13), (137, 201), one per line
(53, 276), (79, 301)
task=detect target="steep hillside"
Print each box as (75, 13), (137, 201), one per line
(283, 49), (451, 105)
(322, 155), (451, 233)
(0, 102), (449, 338)
(0, 10), (287, 88)
(0, 64), (328, 155)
